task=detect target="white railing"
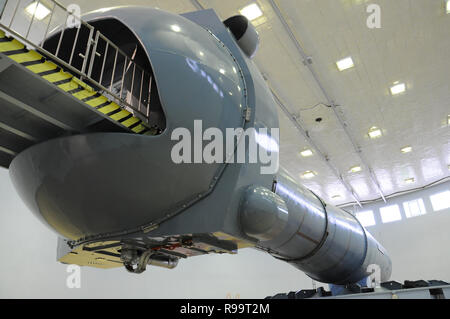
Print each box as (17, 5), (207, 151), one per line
(0, 0), (153, 121)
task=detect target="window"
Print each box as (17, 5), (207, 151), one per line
(403, 199), (426, 218)
(430, 191), (450, 212)
(380, 205), (402, 223)
(356, 210), (376, 227)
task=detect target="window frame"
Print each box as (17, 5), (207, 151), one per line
(403, 198), (427, 218)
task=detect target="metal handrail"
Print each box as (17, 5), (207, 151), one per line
(0, 0), (152, 122)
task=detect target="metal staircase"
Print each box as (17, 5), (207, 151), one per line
(0, 0), (160, 169)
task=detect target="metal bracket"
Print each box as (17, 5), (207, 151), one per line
(244, 107), (252, 122)
(124, 249), (154, 274)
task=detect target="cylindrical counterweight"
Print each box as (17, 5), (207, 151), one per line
(240, 169), (392, 285)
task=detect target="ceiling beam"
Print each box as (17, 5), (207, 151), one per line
(267, 0), (387, 203)
(190, 0), (205, 10)
(0, 121), (38, 142)
(0, 146), (17, 156)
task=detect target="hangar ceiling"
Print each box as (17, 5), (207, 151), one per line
(41, 0), (450, 206)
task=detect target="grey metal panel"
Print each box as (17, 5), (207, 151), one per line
(0, 94), (64, 141)
(270, 168), (326, 257)
(238, 167), (391, 285)
(0, 147), (13, 168)
(82, 7), (247, 130)
(10, 124), (248, 241)
(297, 205), (368, 284)
(0, 63), (102, 131)
(240, 186), (288, 241)
(359, 231), (392, 283)
(0, 126), (34, 153)
(9, 8), (249, 241)
(180, 10), (279, 240)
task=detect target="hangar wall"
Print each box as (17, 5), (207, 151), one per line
(346, 180), (450, 284)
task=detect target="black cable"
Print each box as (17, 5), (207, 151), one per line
(337, 176), (450, 208)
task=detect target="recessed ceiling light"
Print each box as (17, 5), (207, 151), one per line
(301, 171), (316, 179)
(405, 178), (415, 184)
(368, 126), (382, 139)
(25, 2), (51, 20)
(300, 149), (313, 157)
(219, 69), (226, 75)
(336, 57), (354, 71)
(390, 82), (406, 95)
(401, 146), (413, 154)
(239, 3), (263, 21)
(349, 166), (362, 173)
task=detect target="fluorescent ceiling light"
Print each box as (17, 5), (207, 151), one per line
(447, 115), (450, 125)
(239, 3), (263, 21)
(300, 149), (313, 157)
(401, 146), (412, 154)
(447, 0), (450, 14)
(390, 82), (406, 95)
(405, 178), (415, 184)
(25, 2), (51, 20)
(336, 57), (354, 71)
(349, 166), (362, 173)
(368, 126), (382, 139)
(301, 171), (316, 179)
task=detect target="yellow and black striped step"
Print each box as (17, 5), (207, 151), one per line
(0, 29), (152, 135)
